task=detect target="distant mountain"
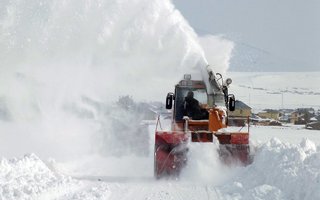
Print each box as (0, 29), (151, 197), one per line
(228, 41), (314, 72)
(173, 0), (320, 72)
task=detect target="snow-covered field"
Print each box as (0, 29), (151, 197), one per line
(229, 72), (320, 111)
(1, 125), (320, 200)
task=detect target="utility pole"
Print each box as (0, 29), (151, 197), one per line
(281, 93), (284, 109)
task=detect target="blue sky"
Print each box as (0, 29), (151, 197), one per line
(173, 0), (320, 71)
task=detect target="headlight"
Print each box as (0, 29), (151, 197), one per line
(225, 78), (232, 85)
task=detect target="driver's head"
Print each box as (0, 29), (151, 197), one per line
(187, 91), (194, 98)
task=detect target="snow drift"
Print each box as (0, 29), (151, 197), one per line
(1, 137), (320, 199)
(218, 138), (320, 200)
(0, 154), (74, 200)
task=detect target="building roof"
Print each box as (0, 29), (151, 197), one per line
(263, 109), (280, 114)
(235, 100), (251, 109)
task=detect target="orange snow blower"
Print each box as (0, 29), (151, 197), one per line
(154, 70), (251, 178)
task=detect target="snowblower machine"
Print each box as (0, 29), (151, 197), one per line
(154, 67), (251, 178)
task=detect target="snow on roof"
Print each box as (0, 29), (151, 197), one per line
(310, 117), (317, 121)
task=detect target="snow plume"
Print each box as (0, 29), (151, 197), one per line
(199, 35), (234, 76)
(0, 0), (206, 102)
(0, 0), (208, 160)
(180, 139), (238, 184)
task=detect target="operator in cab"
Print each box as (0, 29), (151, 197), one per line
(183, 91), (208, 120)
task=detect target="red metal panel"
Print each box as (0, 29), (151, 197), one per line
(215, 134), (231, 144)
(230, 133), (249, 144)
(155, 131), (188, 145)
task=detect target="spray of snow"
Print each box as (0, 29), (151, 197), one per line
(180, 138), (239, 184)
(0, 0), (236, 188)
(199, 35), (234, 76)
(0, 0), (208, 159)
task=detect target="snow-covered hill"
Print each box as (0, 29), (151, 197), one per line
(229, 72), (320, 111)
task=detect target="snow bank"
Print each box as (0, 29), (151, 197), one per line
(0, 154), (74, 200)
(1, 137), (320, 200)
(219, 138), (320, 200)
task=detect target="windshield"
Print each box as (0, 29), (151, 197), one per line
(179, 88), (207, 104)
(174, 88), (207, 121)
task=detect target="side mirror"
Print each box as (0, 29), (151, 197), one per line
(228, 95), (236, 111)
(166, 93), (174, 109)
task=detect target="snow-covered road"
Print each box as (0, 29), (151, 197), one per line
(1, 125), (320, 200)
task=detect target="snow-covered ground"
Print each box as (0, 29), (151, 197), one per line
(251, 125), (320, 145)
(1, 125), (320, 200)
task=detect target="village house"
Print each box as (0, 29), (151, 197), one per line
(290, 108), (315, 125)
(229, 100), (251, 126)
(258, 109), (280, 121)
